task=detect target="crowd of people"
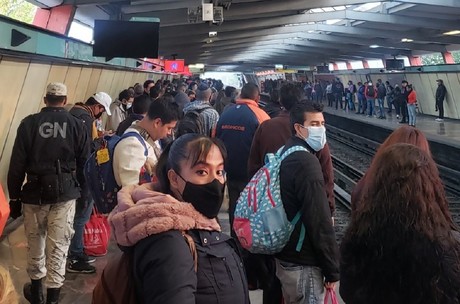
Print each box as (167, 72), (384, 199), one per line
(263, 77), (448, 127)
(3, 75), (459, 304)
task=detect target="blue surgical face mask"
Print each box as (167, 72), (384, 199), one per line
(299, 125), (327, 151)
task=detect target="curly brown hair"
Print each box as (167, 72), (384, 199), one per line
(341, 144), (460, 304)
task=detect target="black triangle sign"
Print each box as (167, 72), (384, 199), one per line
(136, 61), (142, 67)
(11, 29), (31, 47)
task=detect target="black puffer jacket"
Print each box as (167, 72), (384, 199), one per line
(276, 136), (340, 283)
(133, 230), (250, 304)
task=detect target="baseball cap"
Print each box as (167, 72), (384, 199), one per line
(93, 92), (113, 116)
(46, 82), (67, 96)
(197, 82), (210, 91)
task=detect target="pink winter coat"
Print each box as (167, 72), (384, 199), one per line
(108, 183), (221, 247)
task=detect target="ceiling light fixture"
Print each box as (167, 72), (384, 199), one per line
(401, 38), (413, 42)
(443, 30), (460, 35)
(369, 44), (380, 48)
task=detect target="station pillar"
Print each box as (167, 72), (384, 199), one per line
(33, 5), (76, 35)
(346, 62), (353, 70)
(408, 56), (422, 66)
(332, 62), (339, 71)
(442, 52), (455, 64)
(362, 60), (370, 69)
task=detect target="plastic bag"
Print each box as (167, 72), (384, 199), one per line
(324, 288), (338, 304)
(84, 207), (110, 256)
(0, 184), (9, 236)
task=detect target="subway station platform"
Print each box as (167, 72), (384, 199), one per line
(1, 211), (345, 304)
(324, 106), (460, 146)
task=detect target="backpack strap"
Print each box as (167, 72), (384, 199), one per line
(279, 145), (309, 162)
(280, 146), (309, 253)
(182, 231), (198, 273)
(290, 212), (306, 252)
(120, 132), (149, 157)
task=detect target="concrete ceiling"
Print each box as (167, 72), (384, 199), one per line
(38, 0), (460, 71)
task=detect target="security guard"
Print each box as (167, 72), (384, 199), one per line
(7, 82), (90, 304)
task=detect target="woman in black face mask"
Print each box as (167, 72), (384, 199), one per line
(109, 133), (250, 304)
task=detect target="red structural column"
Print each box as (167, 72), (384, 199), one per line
(332, 62), (339, 71)
(33, 5), (76, 35)
(346, 62), (353, 70)
(442, 52), (455, 64)
(362, 60), (370, 69)
(408, 56), (422, 66)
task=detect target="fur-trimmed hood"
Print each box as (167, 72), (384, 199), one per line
(109, 183), (221, 247)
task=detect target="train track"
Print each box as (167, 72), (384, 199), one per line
(327, 125), (460, 198)
(328, 126), (460, 227)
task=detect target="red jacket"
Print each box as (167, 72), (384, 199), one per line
(407, 90), (417, 104)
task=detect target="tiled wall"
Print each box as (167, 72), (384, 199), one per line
(0, 56), (162, 196)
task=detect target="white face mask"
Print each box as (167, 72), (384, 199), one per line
(299, 125), (327, 151)
(126, 103), (132, 109)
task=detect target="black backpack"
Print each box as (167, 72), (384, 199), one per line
(177, 107), (209, 137)
(367, 86), (375, 96)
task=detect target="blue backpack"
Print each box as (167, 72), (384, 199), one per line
(84, 132), (148, 214)
(233, 145), (307, 254)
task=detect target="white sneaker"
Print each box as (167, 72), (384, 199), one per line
(396, 115), (400, 119)
(435, 118), (444, 122)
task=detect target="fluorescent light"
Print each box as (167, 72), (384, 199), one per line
(333, 6), (347, 10)
(443, 30), (460, 35)
(322, 7), (335, 12)
(353, 2), (381, 12)
(401, 38), (413, 42)
(311, 8), (324, 13)
(369, 44), (380, 48)
(325, 19), (342, 25)
(189, 63), (205, 69)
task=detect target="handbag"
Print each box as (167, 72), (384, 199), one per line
(84, 207), (111, 256)
(0, 184), (9, 236)
(324, 288), (338, 304)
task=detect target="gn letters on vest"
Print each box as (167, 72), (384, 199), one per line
(39, 122), (67, 138)
(233, 146), (307, 254)
(84, 132), (148, 214)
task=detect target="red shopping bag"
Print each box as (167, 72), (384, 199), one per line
(324, 288), (338, 304)
(0, 184), (10, 236)
(84, 207), (110, 256)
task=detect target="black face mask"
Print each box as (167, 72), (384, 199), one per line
(179, 175), (225, 219)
